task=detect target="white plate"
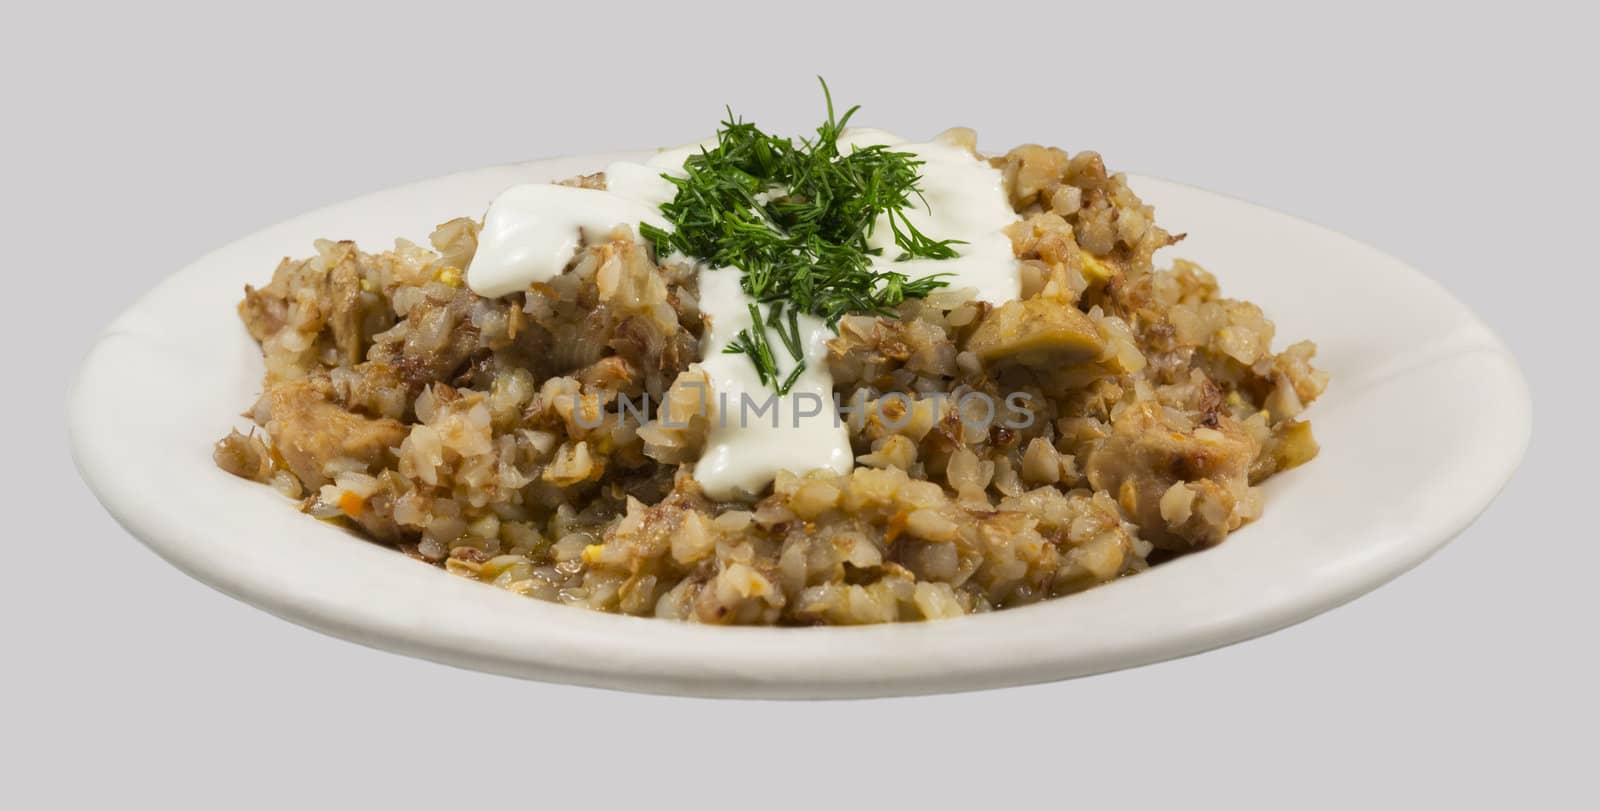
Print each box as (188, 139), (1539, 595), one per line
(69, 153), (1531, 699)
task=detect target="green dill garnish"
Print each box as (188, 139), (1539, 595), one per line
(638, 78), (962, 393)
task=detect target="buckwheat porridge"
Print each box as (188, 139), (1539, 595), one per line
(215, 84), (1326, 625)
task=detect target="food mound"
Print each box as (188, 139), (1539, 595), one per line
(215, 89), (1325, 625)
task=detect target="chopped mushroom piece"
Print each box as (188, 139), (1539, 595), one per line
(262, 378), (409, 488)
(964, 297), (1103, 369)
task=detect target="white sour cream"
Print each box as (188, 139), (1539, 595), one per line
(467, 185), (669, 298)
(465, 128), (1020, 498)
(839, 128), (1021, 305)
(465, 143), (699, 297)
(692, 270), (853, 499)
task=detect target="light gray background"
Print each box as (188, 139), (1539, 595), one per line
(6, 1), (1595, 808)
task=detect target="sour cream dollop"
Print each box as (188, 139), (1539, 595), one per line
(464, 129), (1021, 498)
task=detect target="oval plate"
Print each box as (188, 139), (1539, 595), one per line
(69, 153), (1530, 698)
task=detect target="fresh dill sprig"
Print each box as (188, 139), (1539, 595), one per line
(639, 78), (963, 392)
